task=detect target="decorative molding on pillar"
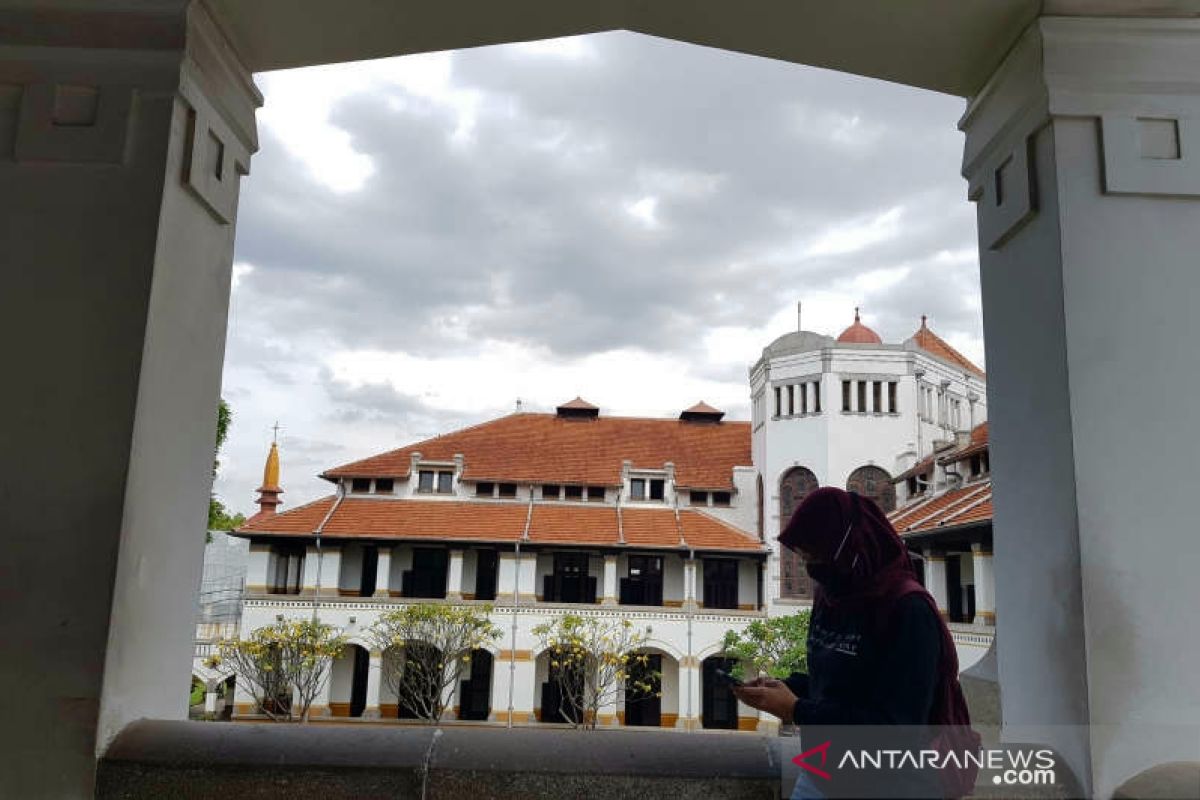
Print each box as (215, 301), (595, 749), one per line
(964, 17), (1200, 234)
(13, 82), (137, 164)
(960, 24), (1048, 251)
(177, 2), (259, 224)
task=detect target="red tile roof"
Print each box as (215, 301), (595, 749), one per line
(241, 497), (335, 533)
(238, 497), (763, 552)
(910, 317), (985, 378)
(888, 480), (992, 534)
(322, 412), (751, 489)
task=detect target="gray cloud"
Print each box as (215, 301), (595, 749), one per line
(218, 31), (982, 510)
(232, 32), (977, 359)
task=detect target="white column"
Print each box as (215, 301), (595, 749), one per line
(680, 657), (702, 731)
(684, 558), (700, 610)
(0, 7), (259, 791)
(923, 550), (948, 618)
(374, 546), (393, 598)
(319, 544), (341, 598)
(446, 548), (465, 600)
(497, 552), (519, 598)
(362, 649), (383, 719)
(516, 552), (538, 603)
(203, 691), (218, 716)
(245, 544), (271, 594)
(302, 545), (321, 595)
(971, 544), (995, 626)
(962, 18), (1200, 795)
(601, 554), (618, 605)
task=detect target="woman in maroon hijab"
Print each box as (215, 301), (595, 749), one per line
(734, 487), (978, 799)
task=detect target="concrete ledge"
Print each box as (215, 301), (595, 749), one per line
(97, 720), (781, 799)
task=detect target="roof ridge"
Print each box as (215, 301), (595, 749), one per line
(322, 412), (526, 477)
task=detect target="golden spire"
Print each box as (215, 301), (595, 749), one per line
(262, 441), (281, 490)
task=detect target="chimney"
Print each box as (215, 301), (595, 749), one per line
(796, 301), (803, 332)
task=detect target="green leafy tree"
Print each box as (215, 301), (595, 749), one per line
(369, 604), (503, 723)
(210, 619), (347, 722)
(207, 400), (245, 537)
(721, 611), (811, 681)
(531, 614), (657, 730)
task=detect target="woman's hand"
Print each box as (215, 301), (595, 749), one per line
(732, 678), (798, 724)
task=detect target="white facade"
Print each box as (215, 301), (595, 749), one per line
(749, 316), (987, 619)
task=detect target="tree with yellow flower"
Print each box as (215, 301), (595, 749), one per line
(532, 614), (657, 730)
(368, 604), (502, 723)
(211, 619), (347, 722)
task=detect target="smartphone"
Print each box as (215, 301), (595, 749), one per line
(714, 667), (743, 688)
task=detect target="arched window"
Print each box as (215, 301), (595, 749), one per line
(779, 467), (819, 599)
(846, 465), (896, 513)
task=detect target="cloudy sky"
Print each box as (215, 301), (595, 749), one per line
(215, 32), (983, 514)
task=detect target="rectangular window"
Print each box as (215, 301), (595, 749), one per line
(542, 484), (560, 500)
(842, 380), (852, 412)
(497, 482), (517, 498)
(702, 559), (738, 610)
(474, 549), (498, 601)
(712, 491), (731, 507)
(787, 385), (795, 416)
(812, 381), (821, 413)
(774, 386), (782, 417)
(351, 478), (371, 494)
(546, 552), (595, 604)
(690, 491), (709, 506)
(476, 482), (495, 498)
(402, 548), (448, 599)
(873, 381), (882, 412)
(418, 471), (434, 493)
(620, 555), (663, 606)
(857, 381), (867, 413)
(436, 471), (453, 494)
(587, 486), (605, 502)
(630, 478), (646, 500)
(888, 382), (897, 413)
(564, 485), (583, 501)
(649, 479), (665, 501)
(374, 478), (394, 494)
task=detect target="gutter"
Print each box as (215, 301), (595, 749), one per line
(310, 482), (346, 623)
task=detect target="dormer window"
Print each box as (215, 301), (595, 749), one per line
(351, 478), (371, 494)
(587, 487), (604, 502)
(476, 482), (495, 497)
(497, 483), (517, 498)
(712, 491), (731, 507)
(564, 485), (583, 501)
(375, 478), (394, 494)
(418, 469), (454, 494)
(630, 477), (665, 502)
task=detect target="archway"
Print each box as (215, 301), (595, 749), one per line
(700, 654), (739, 730)
(779, 466), (819, 599)
(535, 649), (585, 725)
(328, 643), (370, 718)
(457, 648), (494, 721)
(622, 649), (679, 728)
(846, 465), (896, 513)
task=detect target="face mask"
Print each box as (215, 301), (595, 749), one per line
(805, 561), (853, 595)
(805, 521), (859, 594)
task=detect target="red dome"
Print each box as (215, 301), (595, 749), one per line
(836, 308), (882, 344)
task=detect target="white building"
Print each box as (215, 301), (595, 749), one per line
(231, 399), (771, 731)
(224, 309), (995, 728)
(752, 308), (986, 613)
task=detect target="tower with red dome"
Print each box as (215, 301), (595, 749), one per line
(750, 304), (987, 615)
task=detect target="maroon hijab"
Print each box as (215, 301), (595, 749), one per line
(779, 487), (965, 728)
